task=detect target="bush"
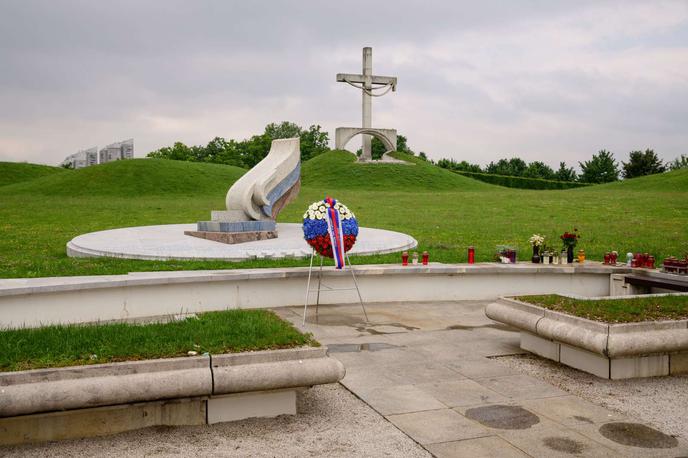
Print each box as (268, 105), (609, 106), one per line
(452, 170), (589, 190)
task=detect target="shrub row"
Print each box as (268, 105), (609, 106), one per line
(452, 170), (589, 190)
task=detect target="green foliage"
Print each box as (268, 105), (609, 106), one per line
(578, 150), (619, 183)
(555, 162), (577, 182)
(486, 158), (527, 177)
(0, 161), (67, 187)
(669, 154), (688, 171)
(0, 309), (315, 372)
(451, 170), (588, 190)
(436, 158), (482, 173)
(516, 294), (688, 323)
(146, 121), (329, 167)
(622, 149), (666, 179)
(523, 161), (555, 180)
(359, 134), (414, 160)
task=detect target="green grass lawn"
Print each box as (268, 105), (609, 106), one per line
(515, 294), (688, 323)
(0, 153), (686, 278)
(0, 309), (315, 372)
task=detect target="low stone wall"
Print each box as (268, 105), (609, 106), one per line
(485, 296), (688, 379)
(0, 263), (626, 328)
(0, 347), (344, 445)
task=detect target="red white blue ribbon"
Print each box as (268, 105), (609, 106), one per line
(324, 197), (346, 269)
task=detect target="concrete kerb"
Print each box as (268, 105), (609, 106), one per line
(486, 295), (688, 379)
(0, 347), (344, 419)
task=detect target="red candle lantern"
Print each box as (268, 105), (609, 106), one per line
(604, 253), (611, 264)
(468, 246), (475, 264)
(422, 251), (429, 265)
(401, 251), (409, 266)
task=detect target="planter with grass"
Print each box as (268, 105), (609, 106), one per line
(0, 309), (344, 445)
(485, 293), (688, 379)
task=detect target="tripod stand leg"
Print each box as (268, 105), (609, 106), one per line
(315, 254), (324, 323)
(346, 254), (369, 323)
(302, 249), (315, 326)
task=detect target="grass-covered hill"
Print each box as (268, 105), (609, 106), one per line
(0, 161), (67, 188)
(0, 153), (686, 279)
(589, 167), (688, 192)
(301, 150), (495, 191)
(0, 159), (246, 197)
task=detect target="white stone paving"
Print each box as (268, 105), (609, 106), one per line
(66, 223), (417, 261)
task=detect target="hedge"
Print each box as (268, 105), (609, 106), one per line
(452, 170), (589, 190)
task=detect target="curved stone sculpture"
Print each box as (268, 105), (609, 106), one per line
(225, 137), (301, 221)
(186, 137), (301, 244)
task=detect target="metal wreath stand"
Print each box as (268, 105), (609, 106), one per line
(302, 248), (368, 326)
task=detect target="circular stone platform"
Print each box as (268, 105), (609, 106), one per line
(66, 223), (417, 261)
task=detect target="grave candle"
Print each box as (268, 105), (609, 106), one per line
(468, 246), (475, 264)
(422, 251), (429, 265)
(401, 251), (409, 266)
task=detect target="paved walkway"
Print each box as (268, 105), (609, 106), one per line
(276, 301), (688, 457)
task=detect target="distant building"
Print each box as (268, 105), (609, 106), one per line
(60, 147), (98, 169)
(99, 139), (135, 164)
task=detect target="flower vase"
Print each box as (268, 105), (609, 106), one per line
(567, 246), (574, 264)
(531, 246), (541, 264)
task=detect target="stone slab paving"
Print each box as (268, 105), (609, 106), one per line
(277, 301), (688, 457)
(66, 222), (417, 261)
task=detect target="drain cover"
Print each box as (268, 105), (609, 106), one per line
(599, 422), (678, 449)
(464, 405), (540, 430)
(327, 342), (400, 353)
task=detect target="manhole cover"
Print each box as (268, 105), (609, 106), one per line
(599, 422), (678, 449)
(464, 405), (540, 430)
(543, 437), (585, 455)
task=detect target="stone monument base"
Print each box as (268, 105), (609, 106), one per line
(184, 230), (277, 245)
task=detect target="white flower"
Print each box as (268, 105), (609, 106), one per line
(315, 211), (323, 219)
(308, 210), (315, 219)
(318, 206), (326, 212)
(303, 212), (308, 219)
(529, 234), (545, 247)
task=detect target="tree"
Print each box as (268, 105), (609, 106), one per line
(147, 142), (194, 161)
(669, 154), (688, 170)
(485, 157), (527, 176)
(621, 149), (666, 179)
(524, 161), (555, 180)
(363, 133), (414, 160)
(555, 162), (577, 182)
(578, 150), (619, 183)
(299, 124), (329, 161)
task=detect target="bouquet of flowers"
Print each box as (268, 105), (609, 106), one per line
(560, 228), (580, 248)
(302, 198), (358, 259)
(529, 234), (545, 247)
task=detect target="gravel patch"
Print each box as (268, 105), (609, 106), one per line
(1, 384), (430, 458)
(494, 354), (688, 438)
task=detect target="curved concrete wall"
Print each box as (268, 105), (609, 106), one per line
(0, 348), (344, 418)
(0, 264), (625, 329)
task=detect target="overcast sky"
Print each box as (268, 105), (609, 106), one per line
(1, 1), (687, 168)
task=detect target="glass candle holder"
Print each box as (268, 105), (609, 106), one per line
(468, 246), (475, 264)
(577, 249), (585, 264)
(402, 251), (409, 266)
(412, 252), (419, 265)
(422, 251), (429, 265)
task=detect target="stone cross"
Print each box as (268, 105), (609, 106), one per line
(337, 47), (397, 161)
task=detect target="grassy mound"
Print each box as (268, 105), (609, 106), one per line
(589, 168), (688, 192)
(0, 159), (246, 197)
(0, 161), (67, 188)
(302, 150), (495, 191)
